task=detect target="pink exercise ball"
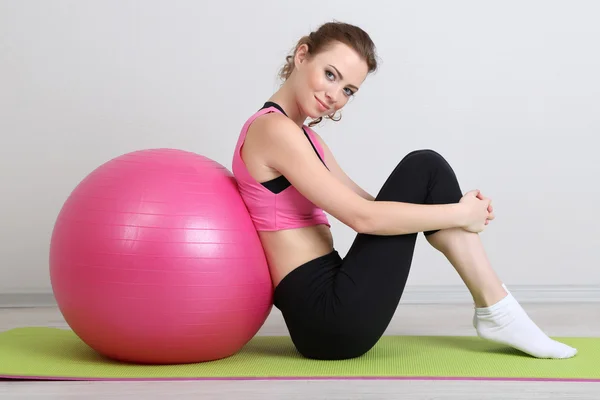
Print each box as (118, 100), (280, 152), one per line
(49, 148), (273, 364)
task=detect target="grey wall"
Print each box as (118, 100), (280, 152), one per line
(1, 0), (598, 295)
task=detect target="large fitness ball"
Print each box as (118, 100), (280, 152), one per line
(49, 148), (273, 364)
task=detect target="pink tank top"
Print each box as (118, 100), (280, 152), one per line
(232, 104), (331, 231)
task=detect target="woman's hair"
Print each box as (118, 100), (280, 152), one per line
(279, 21), (378, 127)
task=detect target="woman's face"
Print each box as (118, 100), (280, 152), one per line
(293, 41), (369, 119)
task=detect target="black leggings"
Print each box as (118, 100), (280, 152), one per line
(273, 149), (464, 360)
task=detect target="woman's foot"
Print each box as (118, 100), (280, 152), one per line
(473, 288), (577, 359)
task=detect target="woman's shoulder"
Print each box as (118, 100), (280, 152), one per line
(248, 111), (301, 142)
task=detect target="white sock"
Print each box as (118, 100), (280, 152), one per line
(474, 286), (577, 359)
(473, 283), (508, 329)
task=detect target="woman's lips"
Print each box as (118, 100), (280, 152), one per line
(315, 96), (329, 112)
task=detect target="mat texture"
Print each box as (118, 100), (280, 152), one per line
(0, 327), (598, 382)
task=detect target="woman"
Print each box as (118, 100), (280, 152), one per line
(231, 21), (576, 360)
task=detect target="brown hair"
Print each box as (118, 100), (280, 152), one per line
(279, 21), (378, 127)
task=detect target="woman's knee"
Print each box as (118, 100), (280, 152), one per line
(401, 148), (450, 168)
(375, 148), (461, 204)
(399, 149), (458, 179)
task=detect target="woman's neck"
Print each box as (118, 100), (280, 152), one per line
(268, 84), (308, 128)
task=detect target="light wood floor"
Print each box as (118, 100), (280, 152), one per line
(1, 303), (599, 399)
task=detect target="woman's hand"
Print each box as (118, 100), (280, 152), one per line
(459, 190), (492, 233)
(477, 191), (495, 225)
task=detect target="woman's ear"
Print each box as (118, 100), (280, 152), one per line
(294, 43), (309, 68)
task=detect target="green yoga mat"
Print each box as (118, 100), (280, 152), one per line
(0, 327), (598, 382)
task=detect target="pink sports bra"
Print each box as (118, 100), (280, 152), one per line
(232, 102), (331, 231)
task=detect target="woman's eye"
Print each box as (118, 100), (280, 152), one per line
(326, 70), (354, 97)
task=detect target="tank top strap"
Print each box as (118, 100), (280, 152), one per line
(302, 125), (325, 160)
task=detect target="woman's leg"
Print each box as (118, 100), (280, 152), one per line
(329, 149), (465, 356)
(426, 228), (507, 307)
(426, 226), (577, 358)
(336, 149), (576, 359)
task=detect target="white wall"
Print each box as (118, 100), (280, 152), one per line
(1, 0), (598, 295)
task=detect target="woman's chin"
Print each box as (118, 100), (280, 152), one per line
(299, 100), (325, 120)
(306, 107), (325, 120)
(302, 110), (319, 120)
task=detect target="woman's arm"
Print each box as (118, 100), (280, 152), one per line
(256, 114), (466, 235)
